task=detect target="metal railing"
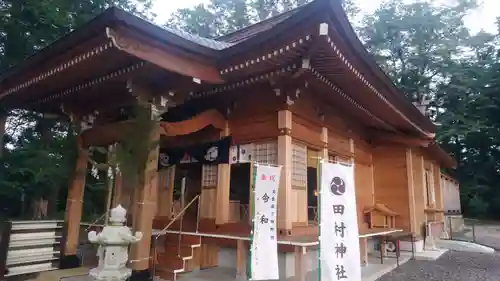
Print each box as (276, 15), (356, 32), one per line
(84, 211), (109, 232)
(79, 211), (111, 266)
(151, 194), (201, 280)
(444, 216), (500, 249)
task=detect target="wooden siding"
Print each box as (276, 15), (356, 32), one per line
(354, 143), (375, 228)
(411, 151), (426, 235)
(229, 88), (281, 144)
(372, 146), (411, 231)
(441, 174), (461, 214)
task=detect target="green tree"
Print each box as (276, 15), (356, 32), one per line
(357, 0), (500, 219)
(358, 0), (477, 105)
(0, 0), (153, 220)
(167, 0), (358, 38)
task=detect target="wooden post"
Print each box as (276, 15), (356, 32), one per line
(405, 149), (417, 233)
(278, 110), (293, 234)
(359, 238), (368, 266)
(216, 122), (231, 225)
(61, 136), (88, 269)
(112, 171), (123, 207)
(320, 127), (328, 159)
(236, 240), (248, 280)
(129, 128), (160, 275)
(294, 246), (306, 281)
(0, 113), (6, 158)
(433, 163), (444, 221)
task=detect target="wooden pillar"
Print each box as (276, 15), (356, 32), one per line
(0, 113), (6, 158)
(61, 136), (88, 269)
(216, 122), (231, 225)
(405, 149), (417, 233)
(433, 163), (444, 221)
(129, 128), (160, 273)
(294, 246), (306, 281)
(112, 171), (123, 207)
(320, 127), (328, 159)
(349, 138), (355, 163)
(278, 110), (293, 234)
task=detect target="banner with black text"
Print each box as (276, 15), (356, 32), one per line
(319, 161), (361, 281)
(250, 164), (281, 280)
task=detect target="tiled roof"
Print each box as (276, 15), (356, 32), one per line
(218, 5), (307, 44)
(162, 26), (235, 50)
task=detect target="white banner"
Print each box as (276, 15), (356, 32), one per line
(250, 164), (282, 280)
(319, 161), (361, 281)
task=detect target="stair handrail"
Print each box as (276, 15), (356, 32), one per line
(151, 194), (200, 280)
(153, 194), (200, 240)
(84, 211), (109, 232)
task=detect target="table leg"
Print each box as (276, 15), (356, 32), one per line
(379, 236), (386, 264)
(236, 240), (247, 280)
(359, 238), (368, 266)
(411, 235), (415, 260)
(396, 239), (400, 267)
(295, 246), (306, 281)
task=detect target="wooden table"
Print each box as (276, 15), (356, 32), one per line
(358, 228), (403, 266)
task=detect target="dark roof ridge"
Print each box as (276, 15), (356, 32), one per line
(216, 1), (314, 43)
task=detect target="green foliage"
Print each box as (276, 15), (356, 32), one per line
(356, 0), (500, 219)
(0, 0), (152, 220)
(358, 0), (477, 103)
(166, 0), (358, 38)
(114, 102), (159, 187)
(0, 0), (153, 73)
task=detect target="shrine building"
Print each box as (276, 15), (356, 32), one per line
(0, 0), (456, 280)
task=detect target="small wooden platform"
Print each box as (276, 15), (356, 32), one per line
(27, 267), (89, 281)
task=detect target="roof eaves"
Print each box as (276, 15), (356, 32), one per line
(0, 8), (117, 84)
(325, 0), (436, 136)
(110, 8), (223, 57)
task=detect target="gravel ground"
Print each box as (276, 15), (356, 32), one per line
(378, 251), (500, 281)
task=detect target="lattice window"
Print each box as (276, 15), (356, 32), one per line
(158, 167), (173, 189)
(328, 154), (351, 165)
(328, 154), (337, 163)
(254, 141), (278, 165)
(202, 165), (218, 187)
(292, 142), (307, 187)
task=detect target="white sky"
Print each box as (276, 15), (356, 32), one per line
(152, 0), (499, 34)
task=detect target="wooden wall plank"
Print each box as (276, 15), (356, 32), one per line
(412, 150), (426, 236)
(372, 146), (411, 232)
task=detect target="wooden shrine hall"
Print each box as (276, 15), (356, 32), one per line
(0, 0), (456, 280)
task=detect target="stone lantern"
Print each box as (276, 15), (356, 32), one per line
(88, 205), (143, 281)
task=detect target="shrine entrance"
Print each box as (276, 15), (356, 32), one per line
(173, 164), (202, 228)
(229, 163), (252, 223)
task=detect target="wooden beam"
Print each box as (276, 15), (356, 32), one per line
(371, 131), (432, 147)
(81, 120), (134, 147)
(107, 27), (223, 84)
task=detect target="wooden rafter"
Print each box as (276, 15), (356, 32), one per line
(106, 27), (223, 84)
